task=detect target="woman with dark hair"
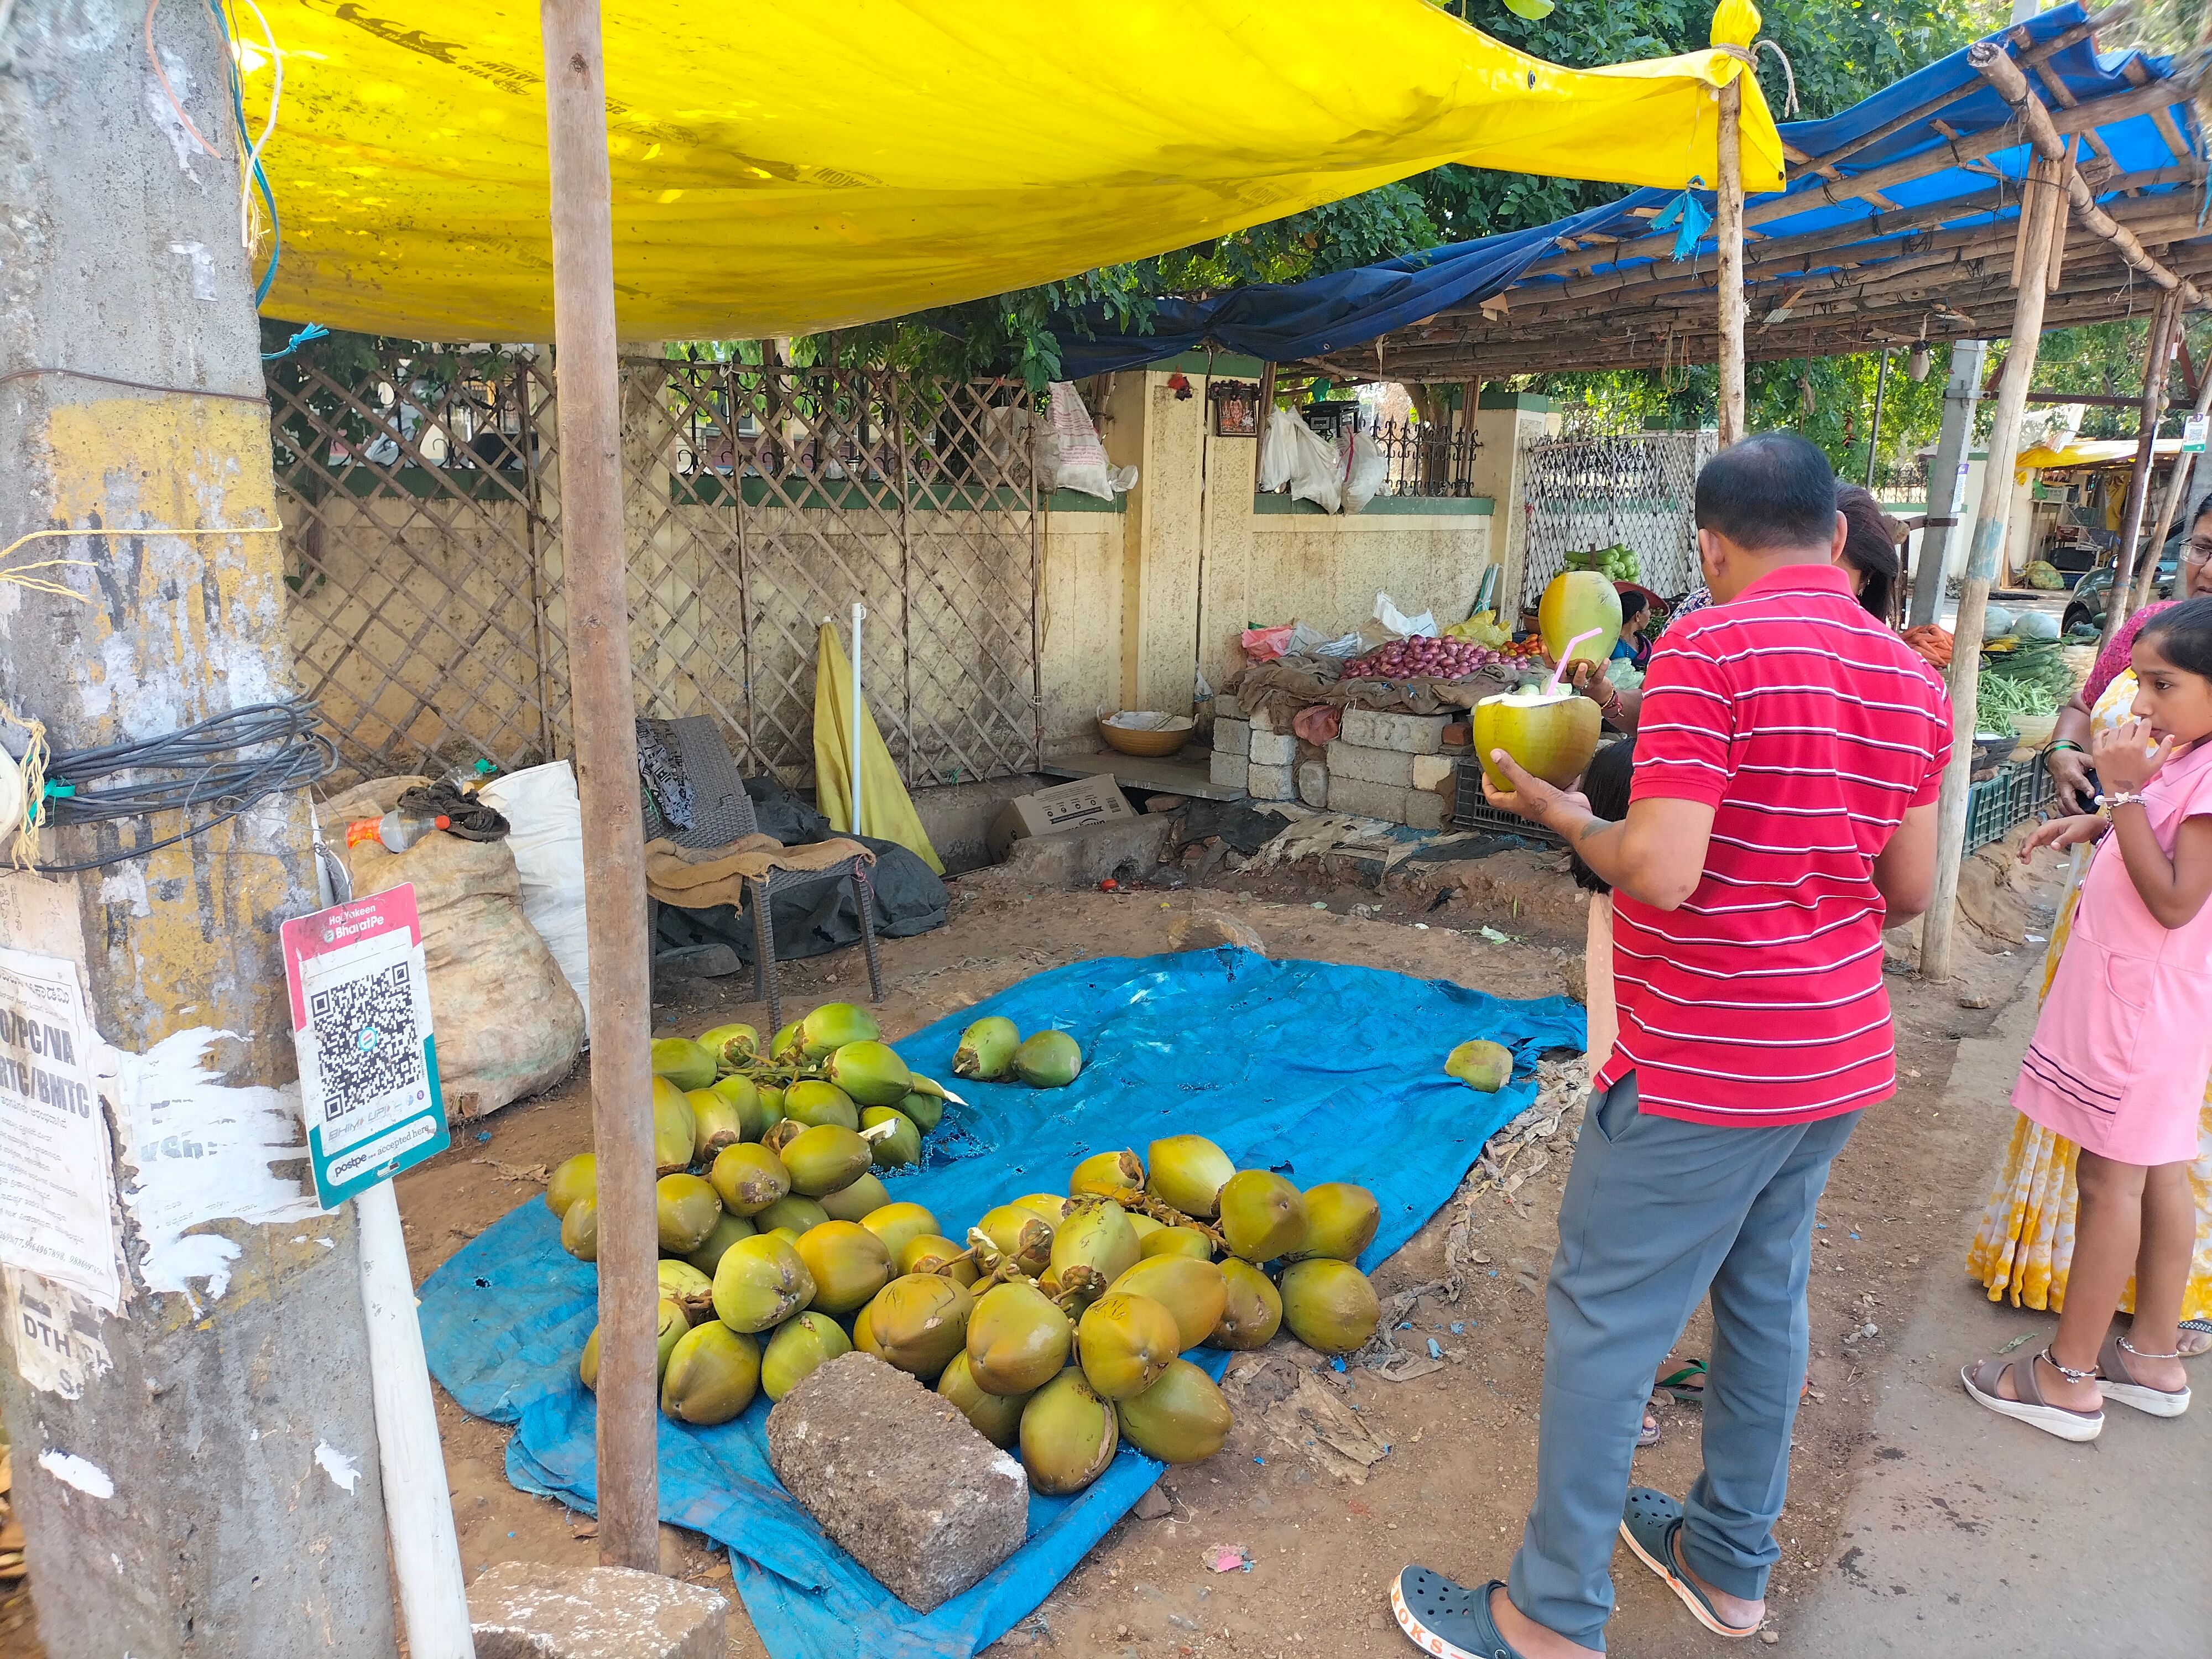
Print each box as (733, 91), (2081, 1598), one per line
(1834, 482), (1902, 624)
(1610, 591), (1653, 672)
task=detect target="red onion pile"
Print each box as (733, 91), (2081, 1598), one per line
(1343, 635), (1508, 681)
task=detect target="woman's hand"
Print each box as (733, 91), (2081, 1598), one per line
(2092, 719), (2185, 796)
(2041, 743), (2096, 815)
(2020, 813), (2106, 861)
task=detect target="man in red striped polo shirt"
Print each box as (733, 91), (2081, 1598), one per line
(1391, 434), (1949, 1659)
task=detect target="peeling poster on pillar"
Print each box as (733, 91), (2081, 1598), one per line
(0, 946), (122, 1312)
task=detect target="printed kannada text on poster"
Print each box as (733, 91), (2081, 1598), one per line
(0, 946), (122, 1311)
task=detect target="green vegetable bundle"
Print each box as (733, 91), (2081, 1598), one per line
(1975, 637), (2070, 729)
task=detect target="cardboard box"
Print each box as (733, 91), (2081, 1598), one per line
(987, 778), (1139, 860)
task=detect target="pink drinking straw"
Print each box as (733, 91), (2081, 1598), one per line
(1545, 629), (1604, 696)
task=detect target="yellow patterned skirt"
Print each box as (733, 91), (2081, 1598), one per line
(1967, 850), (2212, 1319)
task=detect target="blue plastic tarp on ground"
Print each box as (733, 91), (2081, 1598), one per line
(420, 946), (1582, 1659)
(1032, 4), (2197, 375)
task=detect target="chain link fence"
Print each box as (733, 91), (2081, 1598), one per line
(1519, 429), (1716, 610)
(272, 347), (1041, 790)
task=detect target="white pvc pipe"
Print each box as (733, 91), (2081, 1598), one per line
(849, 602), (867, 834)
(357, 1179), (476, 1658)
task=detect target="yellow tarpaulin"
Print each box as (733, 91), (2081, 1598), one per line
(248, 1), (1781, 341)
(2017, 438), (2190, 472)
(812, 625), (944, 876)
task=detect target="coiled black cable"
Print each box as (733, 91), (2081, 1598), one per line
(34, 698), (336, 873)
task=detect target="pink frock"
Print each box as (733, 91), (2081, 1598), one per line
(2013, 739), (2212, 1165)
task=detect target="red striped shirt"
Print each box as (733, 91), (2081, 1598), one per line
(1597, 564), (1952, 1126)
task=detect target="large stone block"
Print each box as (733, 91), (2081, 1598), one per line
(1403, 789), (1449, 832)
(1411, 753), (1458, 794)
(1327, 778), (1411, 823)
(1248, 729), (1296, 766)
(1212, 717), (1251, 758)
(1340, 708), (1449, 754)
(1209, 749), (1249, 790)
(1246, 761), (1297, 800)
(1326, 742), (1414, 789)
(1213, 691), (1243, 719)
(1297, 761), (1329, 808)
(766, 1352), (1027, 1613)
(468, 1562), (727, 1659)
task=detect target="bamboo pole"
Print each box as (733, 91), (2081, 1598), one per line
(1864, 349), (1891, 487)
(1717, 74), (1746, 446)
(540, 0), (661, 1572)
(2136, 356), (2212, 608)
(1921, 168), (2063, 982)
(2101, 285), (2184, 646)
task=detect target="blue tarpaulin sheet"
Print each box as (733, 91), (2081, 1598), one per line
(1033, 4), (2198, 374)
(419, 946), (1582, 1659)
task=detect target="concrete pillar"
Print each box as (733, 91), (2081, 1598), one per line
(0, 6), (397, 1656)
(1468, 395), (1554, 622)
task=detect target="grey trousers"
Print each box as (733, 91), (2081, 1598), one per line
(1505, 1071), (1860, 1650)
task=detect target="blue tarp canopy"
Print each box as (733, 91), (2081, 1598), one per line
(1042, 5), (2205, 379)
(418, 948), (1584, 1659)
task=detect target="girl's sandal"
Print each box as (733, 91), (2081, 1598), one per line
(1617, 1488), (1760, 1639)
(2178, 1318), (2211, 1359)
(2096, 1331), (2192, 1417)
(1390, 1569), (1531, 1659)
(1961, 1351), (2103, 1442)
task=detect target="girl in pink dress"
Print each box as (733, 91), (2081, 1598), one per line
(1965, 596), (2212, 1441)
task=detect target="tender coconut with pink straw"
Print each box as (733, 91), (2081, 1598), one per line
(1472, 628), (1605, 790)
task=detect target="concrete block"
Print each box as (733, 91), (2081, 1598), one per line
(1214, 692), (1243, 719)
(1328, 778), (1411, 823)
(1297, 762), (1329, 808)
(469, 1562), (727, 1659)
(1002, 816), (1172, 889)
(1340, 708), (1449, 754)
(1212, 717), (1250, 758)
(1249, 730), (1296, 766)
(1326, 742), (1415, 789)
(1247, 761), (1296, 800)
(1248, 702), (1285, 735)
(1404, 789), (1449, 832)
(1412, 753), (1458, 794)
(768, 1354), (1027, 1612)
(1209, 749), (1249, 790)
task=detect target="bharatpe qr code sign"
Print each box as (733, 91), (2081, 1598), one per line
(281, 885), (447, 1209)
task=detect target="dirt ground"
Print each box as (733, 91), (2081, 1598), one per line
(0, 825), (2064, 1659)
(377, 831), (2063, 1659)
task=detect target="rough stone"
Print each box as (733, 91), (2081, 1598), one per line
(1213, 691), (1243, 719)
(1001, 816), (1172, 889)
(1248, 702), (1286, 735)
(1246, 761), (1296, 801)
(1212, 717), (1251, 758)
(1327, 778), (1411, 823)
(1403, 790), (1449, 832)
(1411, 753), (1458, 794)
(1297, 761), (1329, 808)
(1340, 708), (1449, 754)
(1133, 1484), (1173, 1520)
(1326, 742), (1414, 789)
(1248, 729), (1296, 766)
(468, 1562), (727, 1659)
(1208, 749), (1249, 790)
(766, 1352), (1027, 1613)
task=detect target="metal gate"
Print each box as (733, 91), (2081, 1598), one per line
(1519, 430), (1715, 609)
(272, 347), (1042, 790)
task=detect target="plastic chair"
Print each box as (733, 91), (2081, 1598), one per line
(640, 715), (883, 1033)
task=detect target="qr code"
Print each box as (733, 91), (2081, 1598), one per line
(308, 961), (424, 1115)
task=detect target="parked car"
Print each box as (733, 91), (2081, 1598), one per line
(2064, 528), (2182, 634)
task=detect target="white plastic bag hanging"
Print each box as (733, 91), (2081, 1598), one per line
(1373, 592), (1438, 639)
(1343, 430), (1389, 514)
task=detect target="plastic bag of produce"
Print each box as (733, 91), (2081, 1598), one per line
(2012, 609), (2061, 641)
(1343, 430), (1388, 514)
(478, 760), (591, 1042)
(1260, 408), (1343, 513)
(1982, 603), (2016, 638)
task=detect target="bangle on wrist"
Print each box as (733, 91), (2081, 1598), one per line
(2044, 739), (2085, 758)
(2096, 790), (2147, 819)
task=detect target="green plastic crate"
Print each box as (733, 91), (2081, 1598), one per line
(1965, 758), (2054, 852)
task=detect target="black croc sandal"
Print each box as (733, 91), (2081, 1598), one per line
(1390, 1568), (1528, 1659)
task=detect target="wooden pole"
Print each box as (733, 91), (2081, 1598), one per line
(1864, 349), (1891, 487)
(1716, 74), (1746, 447)
(2101, 285), (2184, 646)
(1252, 360), (1276, 488)
(540, 0), (660, 1572)
(1922, 166), (2062, 981)
(2136, 348), (2212, 609)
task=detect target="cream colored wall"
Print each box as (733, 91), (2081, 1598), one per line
(1034, 368), (1497, 733)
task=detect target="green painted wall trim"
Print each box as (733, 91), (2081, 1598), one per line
(1045, 487), (1127, 514)
(1146, 351), (1270, 379)
(1477, 390), (1553, 412)
(1251, 492), (1494, 517)
(670, 473), (1035, 510)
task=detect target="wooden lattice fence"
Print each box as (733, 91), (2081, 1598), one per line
(270, 348), (1042, 790)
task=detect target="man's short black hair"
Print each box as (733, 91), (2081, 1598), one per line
(1694, 431), (1839, 552)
